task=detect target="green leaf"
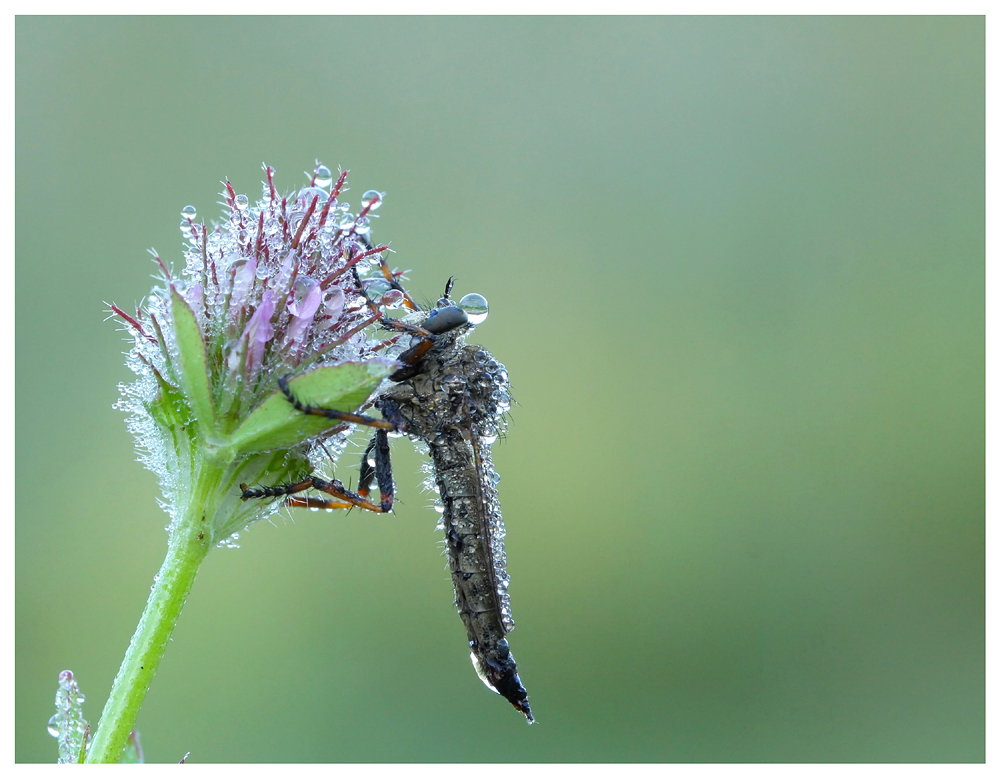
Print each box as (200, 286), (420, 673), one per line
(145, 369), (192, 430)
(170, 288), (215, 435)
(226, 359), (398, 455)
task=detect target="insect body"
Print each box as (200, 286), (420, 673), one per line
(242, 273), (532, 723)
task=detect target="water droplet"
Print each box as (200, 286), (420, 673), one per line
(480, 433), (498, 445)
(354, 216), (371, 235)
(338, 213), (355, 230)
(381, 289), (404, 308)
(298, 186), (328, 206)
(314, 164), (333, 188)
(361, 190), (383, 211)
(459, 293), (489, 325)
(234, 194), (249, 211)
(309, 506), (319, 512)
(47, 715), (60, 737)
(434, 504), (445, 513)
(180, 205), (197, 220)
(365, 278), (392, 298)
(215, 533), (240, 549)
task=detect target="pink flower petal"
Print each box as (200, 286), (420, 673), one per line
(286, 281), (323, 347)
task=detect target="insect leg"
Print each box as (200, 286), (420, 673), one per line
(239, 477), (352, 509)
(350, 267), (437, 376)
(240, 475), (392, 513)
(278, 375), (397, 431)
(373, 255), (421, 312)
(357, 429), (394, 512)
(356, 233), (422, 313)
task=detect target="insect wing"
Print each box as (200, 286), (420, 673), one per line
(467, 425), (515, 634)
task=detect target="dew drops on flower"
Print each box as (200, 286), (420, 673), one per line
(313, 164), (333, 188)
(361, 190), (383, 211)
(297, 186), (329, 205)
(112, 161), (409, 539)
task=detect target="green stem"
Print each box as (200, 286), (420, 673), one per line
(85, 466), (221, 764)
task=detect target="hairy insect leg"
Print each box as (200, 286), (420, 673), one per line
(356, 234), (422, 313)
(278, 375), (397, 430)
(357, 429), (394, 511)
(373, 255), (421, 312)
(350, 267), (439, 377)
(240, 474), (393, 513)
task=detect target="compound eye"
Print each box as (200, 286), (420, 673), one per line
(458, 293), (489, 325)
(424, 305), (469, 334)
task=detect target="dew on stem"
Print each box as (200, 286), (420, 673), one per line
(49, 670), (88, 764)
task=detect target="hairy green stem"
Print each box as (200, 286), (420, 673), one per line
(85, 466), (221, 763)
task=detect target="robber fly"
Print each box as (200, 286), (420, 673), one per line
(240, 262), (533, 723)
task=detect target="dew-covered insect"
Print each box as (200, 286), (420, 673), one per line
(241, 265), (533, 723)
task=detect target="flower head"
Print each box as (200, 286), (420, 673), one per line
(112, 162), (407, 543)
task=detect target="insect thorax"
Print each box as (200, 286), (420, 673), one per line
(379, 340), (510, 443)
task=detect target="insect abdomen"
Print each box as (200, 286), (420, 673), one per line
(431, 435), (532, 722)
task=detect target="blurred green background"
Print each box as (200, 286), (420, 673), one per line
(16, 17), (983, 763)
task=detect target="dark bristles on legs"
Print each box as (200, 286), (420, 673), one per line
(357, 429), (394, 508)
(277, 375), (397, 430)
(240, 474), (393, 513)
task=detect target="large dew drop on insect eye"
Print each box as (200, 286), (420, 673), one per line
(458, 293), (489, 325)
